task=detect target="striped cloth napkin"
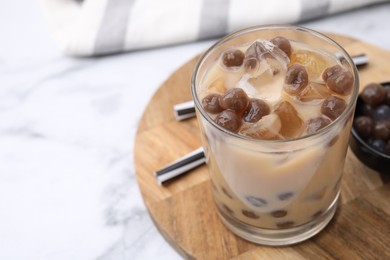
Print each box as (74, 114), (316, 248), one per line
(39, 0), (389, 56)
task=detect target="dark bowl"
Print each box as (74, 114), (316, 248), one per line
(349, 82), (390, 174)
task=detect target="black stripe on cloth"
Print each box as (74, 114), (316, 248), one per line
(198, 0), (231, 40)
(94, 0), (135, 55)
(300, 0), (331, 21)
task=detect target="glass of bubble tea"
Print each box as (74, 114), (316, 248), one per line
(191, 25), (359, 246)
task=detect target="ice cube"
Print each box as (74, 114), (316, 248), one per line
(239, 68), (284, 105)
(207, 78), (226, 94)
(243, 40), (289, 76)
(239, 113), (283, 140)
(295, 82), (332, 103)
(289, 50), (330, 80)
(275, 101), (305, 138)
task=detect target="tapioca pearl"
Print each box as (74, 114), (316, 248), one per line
(354, 116), (374, 140)
(373, 105), (390, 120)
(202, 93), (223, 114)
(306, 116), (331, 135)
(373, 120), (390, 140)
(270, 36), (292, 57)
(220, 88), (250, 113)
(242, 209), (260, 219)
(322, 65), (343, 82)
(214, 109), (242, 133)
(277, 192), (294, 201)
(246, 196), (267, 207)
(321, 96), (347, 121)
(221, 187), (233, 199)
(270, 210), (288, 218)
(222, 49), (245, 68)
(243, 98), (270, 123)
(326, 71), (354, 95)
(360, 83), (386, 107)
(276, 221), (295, 229)
(368, 138), (387, 153)
(361, 103), (374, 117)
(284, 64), (309, 94)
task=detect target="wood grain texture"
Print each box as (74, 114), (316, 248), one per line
(134, 33), (390, 259)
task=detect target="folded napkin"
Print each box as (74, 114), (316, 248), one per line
(39, 0), (389, 56)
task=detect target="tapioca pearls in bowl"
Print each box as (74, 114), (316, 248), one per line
(350, 82), (390, 174)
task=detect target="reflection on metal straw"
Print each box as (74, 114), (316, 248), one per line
(155, 147), (205, 185)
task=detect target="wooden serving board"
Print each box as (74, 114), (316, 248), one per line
(134, 33), (390, 259)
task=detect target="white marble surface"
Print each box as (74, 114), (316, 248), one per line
(1, 1), (390, 259)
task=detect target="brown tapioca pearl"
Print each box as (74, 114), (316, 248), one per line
(221, 187), (233, 199)
(276, 221), (295, 229)
(246, 196), (268, 207)
(368, 138), (387, 153)
(306, 116), (331, 135)
(222, 49), (245, 68)
(278, 192), (294, 201)
(214, 109), (242, 133)
(220, 88), (250, 113)
(373, 120), (390, 140)
(321, 96), (347, 121)
(326, 70), (354, 95)
(328, 134), (339, 147)
(360, 83), (386, 107)
(354, 116), (374, 140)
(271, 210), (288, 218)
(361, 103), (374, 117)
(202, 93), (223, 114)
(322, 65), (343, 82)
(270, 36), (292, 57)
(221, 204), (234, 215)
(243, 98), (270, 123)
(242, 209), (260, 219)
(373, 105), (390, 121)
(284, 64), (309, 94)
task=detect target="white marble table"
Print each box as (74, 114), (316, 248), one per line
(1, 2), (390, 259)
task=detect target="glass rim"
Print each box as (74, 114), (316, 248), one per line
(191, 24), (360, 143)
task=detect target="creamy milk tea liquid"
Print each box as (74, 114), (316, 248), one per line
(192, 26), (358, 245)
